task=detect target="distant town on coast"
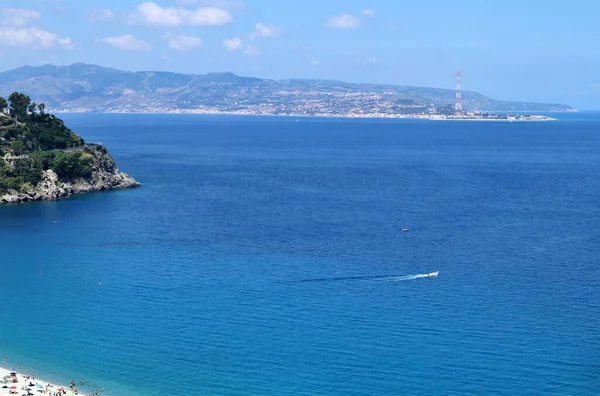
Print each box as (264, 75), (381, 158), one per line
(0, 64), (574, 121)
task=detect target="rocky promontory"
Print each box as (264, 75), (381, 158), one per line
(0, 92), (139, 204)
(0, 144), (140, 204)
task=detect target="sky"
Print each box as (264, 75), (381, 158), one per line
(0, 0), (599, 109)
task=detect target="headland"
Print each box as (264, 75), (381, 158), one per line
(0, 92), (140, 204)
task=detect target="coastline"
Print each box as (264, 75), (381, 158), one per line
(1, 113), (597, 396)
(0, 366), (84, 396)
(53, 109), (558, 122)
(0, 145), (140, 205)
(0, 169), (140, 205)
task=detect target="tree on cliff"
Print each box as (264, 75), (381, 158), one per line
(0, 97), (7, 114)
(8, 92), (31, 120)
(28, 102), (38, 116)
(1, 92), (83, 150)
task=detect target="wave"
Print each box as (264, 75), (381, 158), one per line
(292, 272), (439, 284)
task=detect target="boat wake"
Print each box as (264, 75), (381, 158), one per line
(292, 271), (439, 284)
(387, 271), (439, 281)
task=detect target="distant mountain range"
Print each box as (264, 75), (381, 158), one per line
(0, 64), (574, 115)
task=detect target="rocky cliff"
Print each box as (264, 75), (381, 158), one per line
(0, 92), (140, 204)
(0, 145), (140, 204)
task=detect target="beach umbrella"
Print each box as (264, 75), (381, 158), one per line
(10, 385), (16, 388)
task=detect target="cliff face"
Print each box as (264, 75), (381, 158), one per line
(0, 145), (140, 204)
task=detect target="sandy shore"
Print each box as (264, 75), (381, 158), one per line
(0, 366), (84, 396)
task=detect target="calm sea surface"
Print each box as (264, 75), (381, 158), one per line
(1, 114), (599, 395)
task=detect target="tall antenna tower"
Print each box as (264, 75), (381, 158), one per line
(455, 71), (463, 114)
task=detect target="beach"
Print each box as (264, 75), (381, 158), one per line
(0, 367), (87, 396)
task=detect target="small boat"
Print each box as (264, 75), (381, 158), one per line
(428, 271), (439, 277)
(401, 228), (410, 232)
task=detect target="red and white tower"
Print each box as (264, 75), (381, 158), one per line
(455, 71), (463, 114)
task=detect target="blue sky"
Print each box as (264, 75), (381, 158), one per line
(0, 0), (599, 108)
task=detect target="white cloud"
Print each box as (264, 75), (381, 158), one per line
(127, 2), (233, 27)
(249, 23), (282, 39)
(166, 33), (203, 51)
(59, 36), (76, 50)
(243, 44), (258, 56)
(362, 9), (375, 17)
(362, 56), (379, 65)
(0, 8), (75, 50)
(222, 36), (259, 56)
(222, 36), (242, 51)
(99, 34), (152, 51)
(325, 13), (360, 29)
(0, 27), (58, 48)
(0, 8), (41, 27)
(310, 58), (320, 66)
(88, 8), (116, 23)
(178, 0), (244, 10)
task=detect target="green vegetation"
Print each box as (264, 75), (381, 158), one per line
(0, 92), (93, 194)
(51, 151), (94, 181)
(3, 92), (83, 149)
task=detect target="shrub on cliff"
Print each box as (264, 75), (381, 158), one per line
(1, 92), (83, 151)
(0, 156), (43, 193)
(51, 151), (93, 182)
(0, 92), (97, 193)
(28, 116), (84, 150)
(0, 151), (95, 193)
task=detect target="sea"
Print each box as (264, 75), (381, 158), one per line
(0, 113), (599, 395)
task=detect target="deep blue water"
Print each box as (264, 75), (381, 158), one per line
(1, 114), (599, 395)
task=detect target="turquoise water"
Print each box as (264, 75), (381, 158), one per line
(1, 114), (599, 395)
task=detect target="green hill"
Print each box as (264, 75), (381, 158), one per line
(0, 92), (139, 202)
